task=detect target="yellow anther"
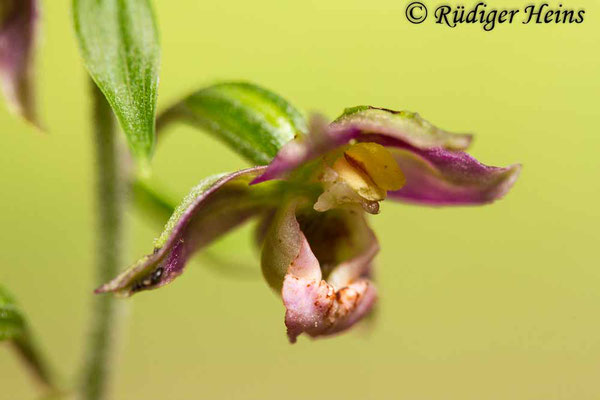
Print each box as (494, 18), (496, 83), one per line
(344, 142), (406, 191)
(330, 142), (405, 202)
(332, 157), (387, 201)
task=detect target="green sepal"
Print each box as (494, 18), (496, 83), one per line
(333, 106), (472, 150)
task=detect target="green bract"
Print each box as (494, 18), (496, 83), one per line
(73, 0), (160, 167)
(157, 82), (307, 165)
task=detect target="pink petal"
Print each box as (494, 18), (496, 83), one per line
(388, 147), (522, 205)
(0, 0), (39, 126)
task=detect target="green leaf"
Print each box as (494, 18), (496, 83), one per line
(73, 0), (160, 167)
(157, 81), (307, 165)
(0, 286), (25, 341)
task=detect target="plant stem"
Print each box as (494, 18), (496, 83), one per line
(78, 79), (125, 400)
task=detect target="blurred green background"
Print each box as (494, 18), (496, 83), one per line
(1, 0), (599, 399)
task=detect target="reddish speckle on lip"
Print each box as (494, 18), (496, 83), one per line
(282, 275), (377, 343)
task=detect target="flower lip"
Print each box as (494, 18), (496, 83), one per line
(261, 200), (380, 342)
(283, 275), (377, 343)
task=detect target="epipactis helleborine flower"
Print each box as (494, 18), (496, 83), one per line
(97, 106), (521, 343)
(0, 0), (39, 126)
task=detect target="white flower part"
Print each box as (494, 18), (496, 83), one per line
(313, 166), (379, 214)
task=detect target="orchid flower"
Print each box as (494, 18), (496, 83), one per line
(97, 83), (521, 343)
(0, 0), (39, 126)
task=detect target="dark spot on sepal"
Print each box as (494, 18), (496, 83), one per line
(130, 267), (164, 293)
(150, 267), (164, 284)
